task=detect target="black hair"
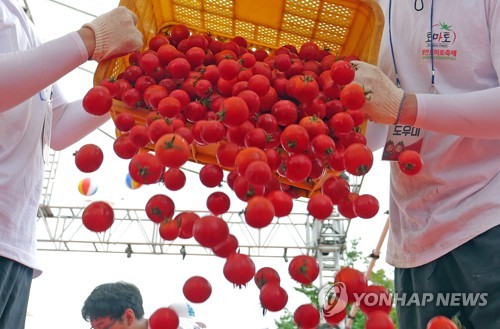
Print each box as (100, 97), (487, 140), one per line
(81, 281), (145, 321)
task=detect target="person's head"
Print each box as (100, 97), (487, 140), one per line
(82, 281), (145, 328)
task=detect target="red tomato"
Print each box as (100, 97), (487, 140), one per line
(259, 283), (288, 312)
(139, 52), (160, 75)
(147, 119), (172, 144)
(256, 113), (278, 133)
(113, 135), (139, 160)
(98, 77), (121, 99)
(200, 120), (226, 144)
(340, 82), (366, 110)
(285, 153), (312, 182)
(232, 175), (265, 202)
(245, 196), (275, 228)
(398, 150), (423, 175)
(234, 147), (268, 176)
(343, 143), (374, 176)
(353, 194), (380, 219)
(186, 46), (206, 69)
(145, 194), (175, 223)
(83, 86), (112, 116)
(114, 112), (136, 132)
(206, 191), (231, 215)
(199, 164), (224, 188)
(334, 266), (368, 304)
(280, 124), (309, 154)
(149, 307), (179, 329)
(82, 201), (114, 232)
(74, 144), (103, 173)
(298, 41), (321, 61)
(247, 74), (271, 96)
(365, 310), (395, 329)
(271, 100), (298, 126)
(322, 298), (348, 325)
(128, 152), (163, 185)
(128, 125), (150, 148)
(157, 96), (182, 119)
(299, 98), (327, 118)
(244, 160), (272, 186)
(158, 219), (179, 241)
(310, 134), (336, 160)
(218, 59), (241, 80)
(330, 59), (355, 86)
(266, 190), (293, 217)
(293, 303), (320, 329)
(170, 24), (190, 43)
(184, 100), (207, 123)
(223, 252), (256, 287)
(148, 33), (169, 52)
(192, 215), (229, 248)
(264, 148), (282, 172)
(237, 89), (261, 115)
(288, 255), (320, 285)
(176, 211), (200, 239)
(307, 193), (334, 220)
(426, 316), (458, 329)
(218, 96), (249, 128)
(154, 133), (190, 168)
(359, 285), (393, 315)
(254, 267), (281, 289)
(298, 115), (328, 139)
(244, 127), (267, 149)
(216, 142), (240, 168)
(212, 233), (239, 258)
(183, 276), (212, 303)
(167, 57), (191, 79)
(286, 75), (320, 104)
(123, 65), (143, 84)
(162, 167), (186, 191)
(121, 87), (144, 109)
(226, 120), (255, 147)
(321, 176), (351, 205)
(328, 111), (355, 134)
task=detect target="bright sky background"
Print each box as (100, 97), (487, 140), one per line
(24, 1), (392, 328)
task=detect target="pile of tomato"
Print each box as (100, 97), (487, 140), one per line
(75, 23), (427, 328)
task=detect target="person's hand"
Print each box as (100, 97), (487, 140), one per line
(352, 60), (405, 125)
(82, 6), (143, 62)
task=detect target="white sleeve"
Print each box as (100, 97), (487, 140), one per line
(50, 82), (110, 151)
(0, 31), (88, 113)
(415, 87), (500, 139)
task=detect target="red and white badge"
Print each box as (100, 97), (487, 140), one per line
(382, 125), (424, 161)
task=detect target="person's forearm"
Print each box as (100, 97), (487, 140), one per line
(0, 32), (88, 112)
(50, 98), (110, 151)
(399, 87), (500, 139)
(77, 26), (96, 59)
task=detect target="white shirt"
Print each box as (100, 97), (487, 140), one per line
(368, 0), (500, 268)
(0, 0), (108, 277)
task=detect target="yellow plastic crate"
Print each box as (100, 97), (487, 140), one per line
(94, 0), (384, 198)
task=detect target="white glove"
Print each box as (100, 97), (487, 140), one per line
(352, 60), (405, 125)
(82, 7), (143, 62)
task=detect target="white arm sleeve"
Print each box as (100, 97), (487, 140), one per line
(415, 87), (500, 139)
(50, 83), (110, 151)
(0, 31), (88, 113)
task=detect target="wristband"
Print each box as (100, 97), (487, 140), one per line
(394, 93), (406, 125)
